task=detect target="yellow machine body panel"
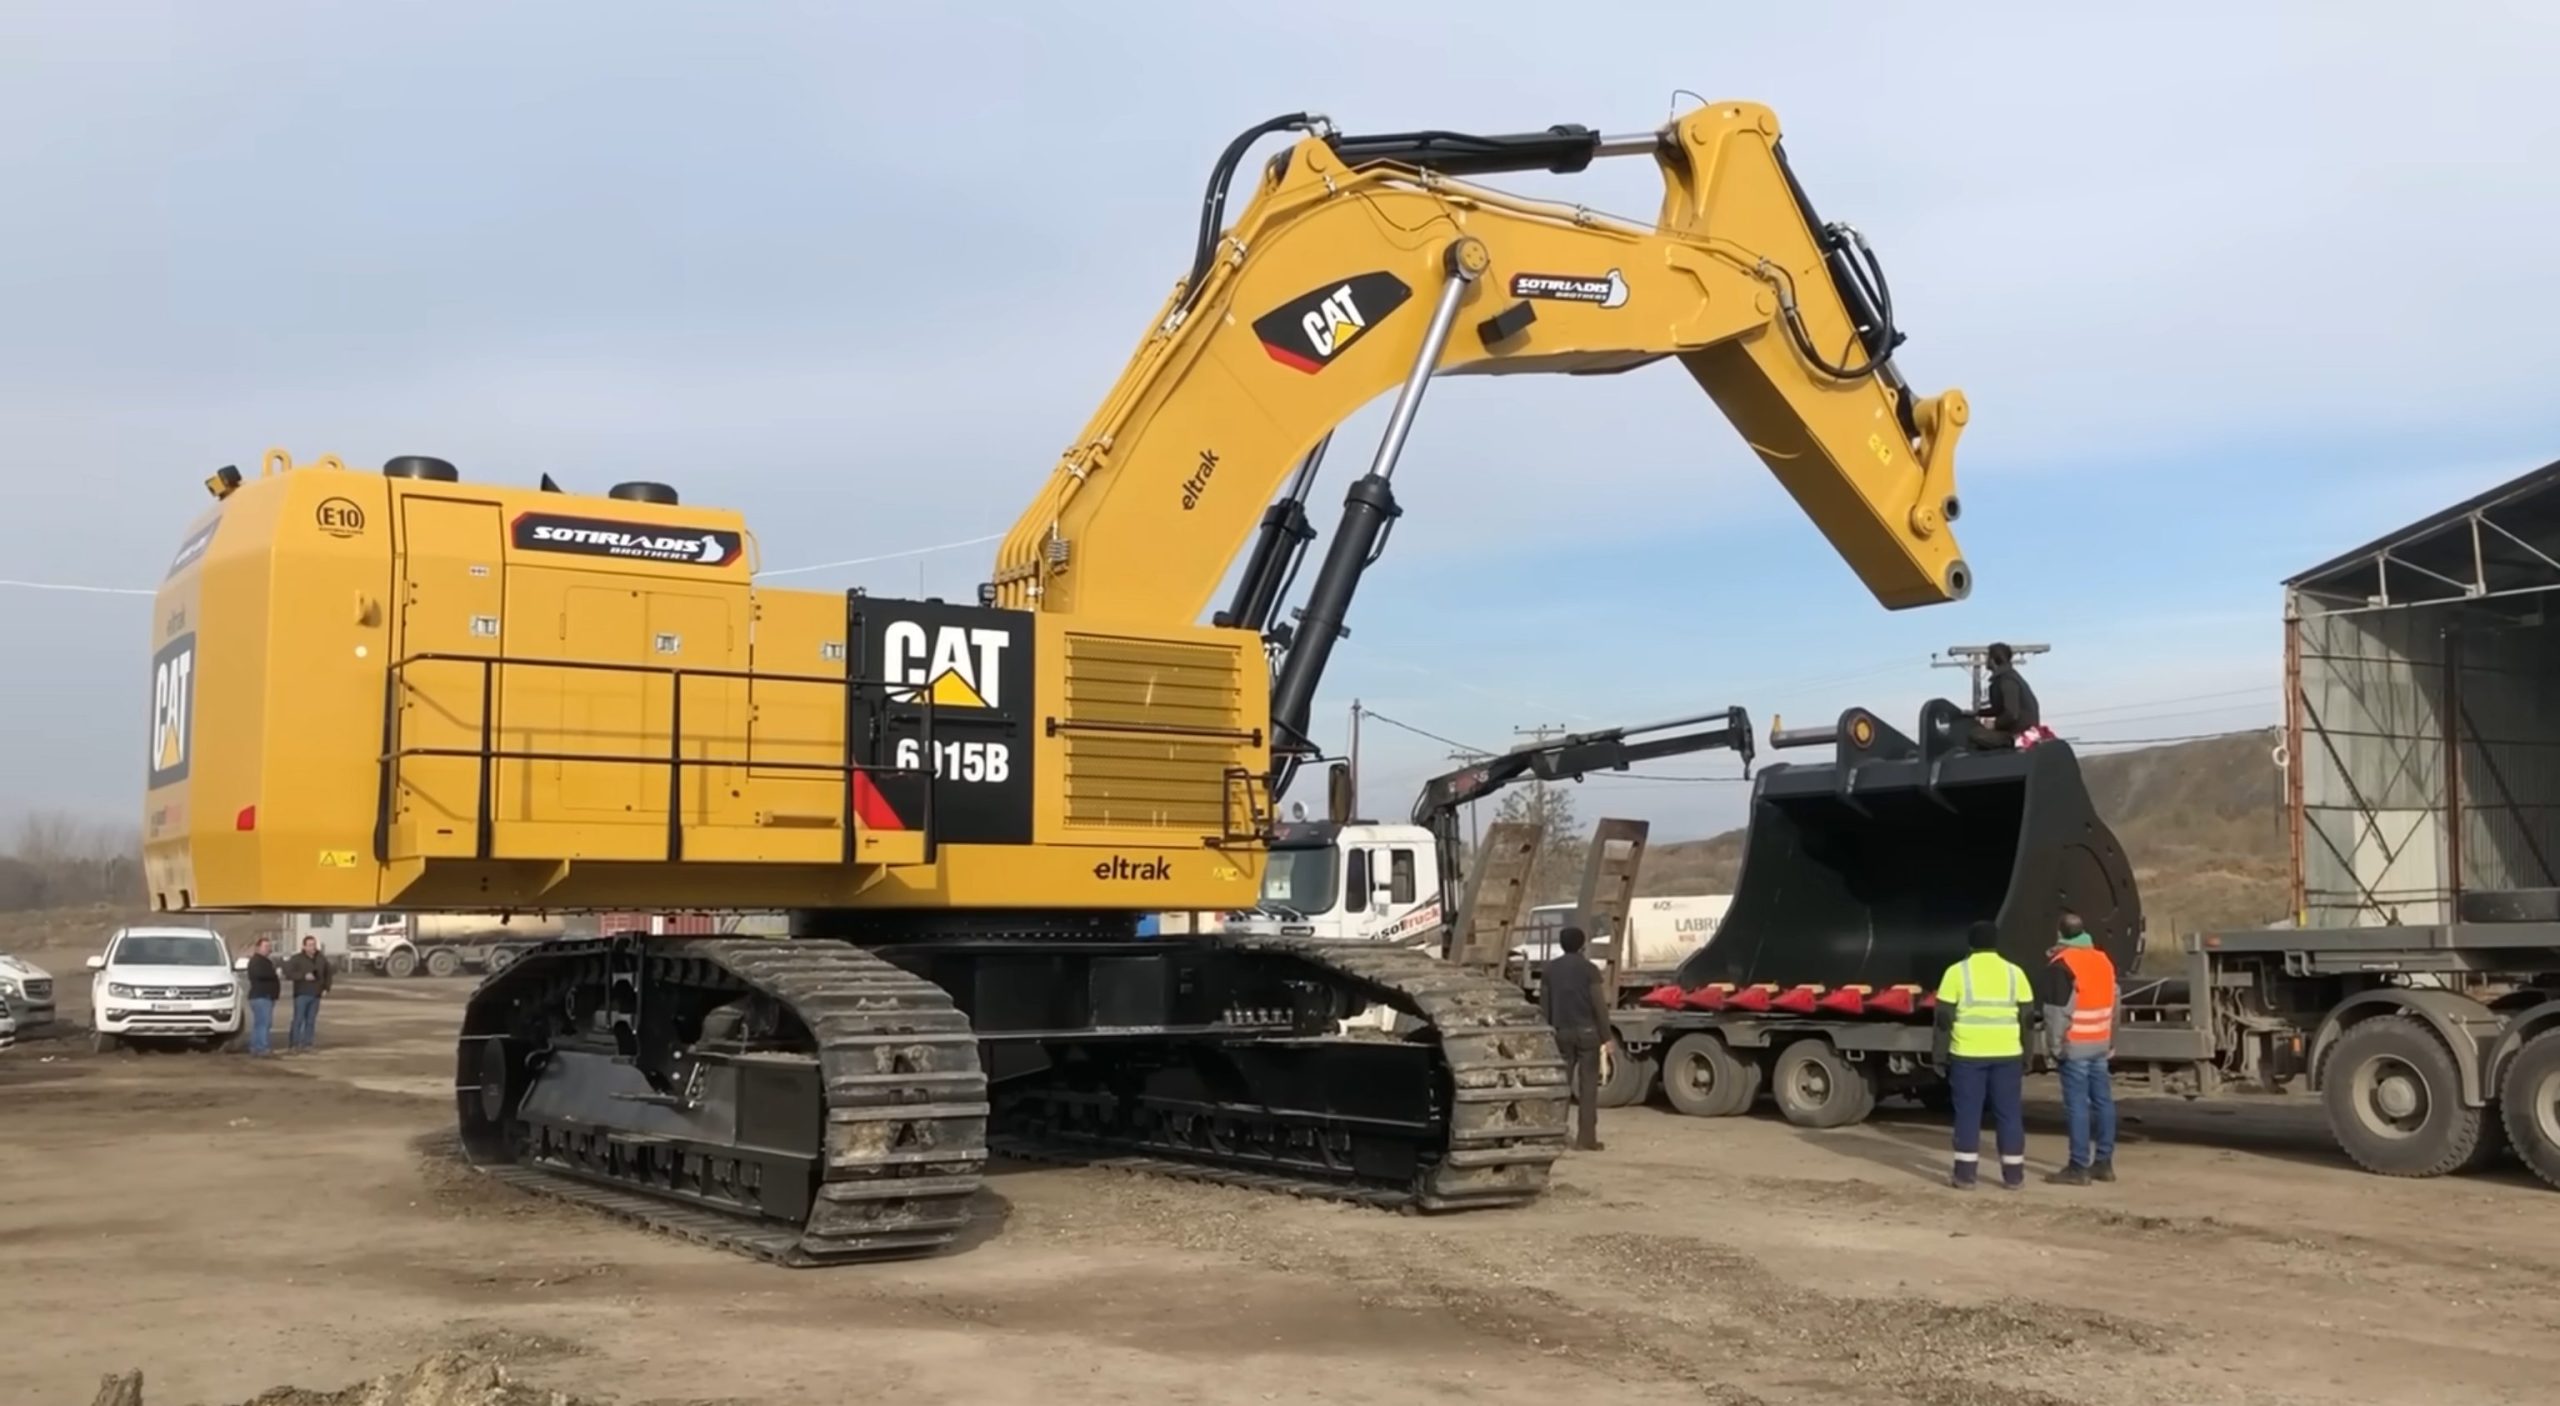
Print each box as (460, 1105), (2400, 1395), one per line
(146, 455), (1269, 917)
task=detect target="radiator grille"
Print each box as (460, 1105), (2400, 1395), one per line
(1059, 633), (1248, 830)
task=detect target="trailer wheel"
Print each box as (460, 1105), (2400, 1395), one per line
(422, 947), (463, 979)
(1660, 1032), (1760, 1118)
(1770, 1038), (1878, 1129)
(1598, 1040), (1657, 1109)
(2498, 1030), (2560, 1189)
(384, 947), (419, 979)
(2321, 1015), (2484, 1178)
(485, 944), (520, 975)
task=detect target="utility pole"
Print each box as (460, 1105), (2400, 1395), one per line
(1932, 643), (2049, 710)
(1445, 745), (1493, 858)
(1347, 699), (1362, 819)
(1511, 723), (1568, 824)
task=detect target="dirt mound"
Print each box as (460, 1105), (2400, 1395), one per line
(86, 1354), (603, 1406)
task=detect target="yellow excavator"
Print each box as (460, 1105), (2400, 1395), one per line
(142, 99), (1971, 1265)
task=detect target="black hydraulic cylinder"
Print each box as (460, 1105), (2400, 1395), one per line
(1217, 498), (1316, 631)
(1327, 125), (1602, 178)
(1270, 473), (1400, 756)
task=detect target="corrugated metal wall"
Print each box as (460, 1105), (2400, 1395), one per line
(2295, 601), (2560, 926)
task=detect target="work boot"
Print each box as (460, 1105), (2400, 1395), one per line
(2091, 1158), (2116, 1183)
(1577, 1139), (1606, 1153)
(2046, 1163), (2090, 1187)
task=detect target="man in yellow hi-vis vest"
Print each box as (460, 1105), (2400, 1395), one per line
(1933, 921), (2036, 1190)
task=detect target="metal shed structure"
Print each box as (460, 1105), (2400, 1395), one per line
(2285, 458), (2560, 926)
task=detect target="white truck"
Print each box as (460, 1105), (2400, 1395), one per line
(1155, 819), (1444, 946)
(345, 911), (566, 978)
(86, 925), (243, 1052)
(1514, 894), (1731, 973)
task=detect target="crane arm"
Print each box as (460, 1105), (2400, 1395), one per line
(1410, 707), (1757, 954)
(990, 101), (1972, 637)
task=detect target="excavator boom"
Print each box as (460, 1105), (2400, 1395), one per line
(993, 101), (1971, 642)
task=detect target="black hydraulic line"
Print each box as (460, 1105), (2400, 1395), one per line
(1182, 113), (1318, 317)
(1768, 141), (1920, 440)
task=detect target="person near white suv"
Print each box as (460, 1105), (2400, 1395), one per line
(87, 926), (243, 1053)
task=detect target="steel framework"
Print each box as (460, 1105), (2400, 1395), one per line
(2283, 458), (2560, 926)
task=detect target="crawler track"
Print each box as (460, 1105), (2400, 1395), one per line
(457, 934), (1569, 1266)
(990, 936), (1570, 1211)
(457, 938), (988, 1268)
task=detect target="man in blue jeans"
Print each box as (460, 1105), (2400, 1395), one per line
(240, 936), (281, 1056)
(2040, 909), (2120, 1184)
(1932, 922), (2036, 1190)
(283, 934), (334, 1053)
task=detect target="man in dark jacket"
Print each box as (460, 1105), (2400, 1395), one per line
(241, 937), (281, 1057)
(1540, 926), (1612, 1152)
(1967, 642), (2042, 751)
(283, 934), (334, 1053)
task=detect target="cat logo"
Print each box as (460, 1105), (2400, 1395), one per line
(1252, 271), (1413, 374)
(883, 621), (1009, 710)
(149, 634), (196, 786)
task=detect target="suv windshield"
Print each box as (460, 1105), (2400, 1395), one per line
(112, 934), (227, 967)
(1260, 845), (1339, 915)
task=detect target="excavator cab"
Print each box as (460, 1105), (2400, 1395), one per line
(1674, 700), (2141, 993)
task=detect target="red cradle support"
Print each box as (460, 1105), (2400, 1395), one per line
(1815, 985), (1869, 1015)
(1681, 984), (1731, 1012)
(1867, 985), (1920, 1016)
(1728, 985), (1776, 1013)
(1771, 984), (1822, 1014)
(1637, 984), (1685, 1010)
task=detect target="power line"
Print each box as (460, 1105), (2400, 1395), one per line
(1355, 708), (1490, 757)
(753, 532), (1007, 580)
(0, 578), (155, 597)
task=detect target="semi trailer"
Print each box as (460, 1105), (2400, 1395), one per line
(1596, 700), (2560, 1189)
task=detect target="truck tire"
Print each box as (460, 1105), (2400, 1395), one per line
(1770, 1038), (1878, 1129)
(384, 947), (420, 979)
(1598, 1040), (1657, 1108)
(485, 944), (521, 975)
(1660, 1032), (1761, 1118)
(423, 947), (463, 978)
(2321, 1015), (2484, 1178)
(2498, 1030), (2560, 1189)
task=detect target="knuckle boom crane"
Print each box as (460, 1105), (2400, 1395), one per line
(141, 100), (1973, 1265)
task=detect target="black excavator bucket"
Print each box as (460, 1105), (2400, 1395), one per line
(1672, 699), (2141, 993)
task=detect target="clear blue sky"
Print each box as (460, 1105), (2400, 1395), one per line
(5, 2), (2557, 840)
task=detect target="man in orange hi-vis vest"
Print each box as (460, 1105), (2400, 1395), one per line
(2040, 909), (2119, 1185)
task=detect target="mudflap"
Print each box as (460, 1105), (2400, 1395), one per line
(1676, 699), (2142, 990)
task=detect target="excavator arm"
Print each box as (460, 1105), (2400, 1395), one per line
(992, 100), (1971, 650)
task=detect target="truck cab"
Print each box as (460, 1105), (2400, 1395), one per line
(1157, 820), (1441, 945)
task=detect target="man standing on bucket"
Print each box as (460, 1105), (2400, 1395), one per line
(2041, 908), (2120, 1184)
(1932, 921), (2035, 1190)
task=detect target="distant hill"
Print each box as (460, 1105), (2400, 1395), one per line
(1633, 729), (2290, 936)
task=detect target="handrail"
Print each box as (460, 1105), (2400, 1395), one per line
(374, 649), (942, 867)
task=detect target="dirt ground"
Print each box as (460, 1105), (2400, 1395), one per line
(7, 941), (2559, 1406)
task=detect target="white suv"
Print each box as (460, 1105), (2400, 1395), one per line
(0, 951), (55, 1031)
(87, 927), (243, 1052)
